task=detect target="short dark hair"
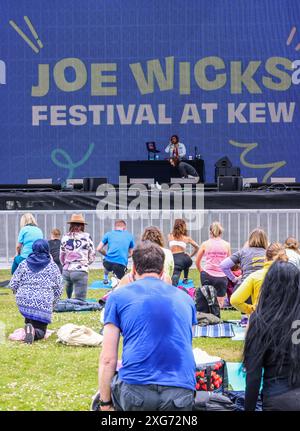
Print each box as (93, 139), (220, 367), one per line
(171, 134), (179, 143)
(132, 241), (165, 275)
(115, 219), (126, 228)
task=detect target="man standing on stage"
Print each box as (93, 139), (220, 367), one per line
(165, 135), (186, 159)
(96, 220), (135, 282)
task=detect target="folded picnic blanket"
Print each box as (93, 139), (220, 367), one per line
(54, 298), (102, 313)
(196, 312), (222, 326)
(194, 323), (235, 338)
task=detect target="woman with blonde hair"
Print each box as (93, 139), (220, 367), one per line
(168, 219), (199, 286)
(12, 213), (43, 274)
(220, 227), (268, 290)
(284, 237), (300, 269)
(196, 222), (231, 307)
(231, 242), (288, 315)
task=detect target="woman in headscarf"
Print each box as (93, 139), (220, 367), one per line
(10, 239), (63, 344)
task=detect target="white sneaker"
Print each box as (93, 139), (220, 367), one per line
(155, 181), (162, 190)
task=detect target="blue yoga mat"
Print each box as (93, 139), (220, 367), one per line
(89, 280), (112, 289)
(178, 279), (194, 288)
(227, 362), (246, 391)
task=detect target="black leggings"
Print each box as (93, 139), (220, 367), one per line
(172, 253), (193, 286)
(200, 271), (228, 297)
(25, 318), (47, 341)
(103, 260), (127, 280)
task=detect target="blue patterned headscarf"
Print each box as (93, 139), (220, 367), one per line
(26, 239), (51, 273)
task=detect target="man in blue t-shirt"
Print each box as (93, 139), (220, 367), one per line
(98, 241), (197, 411)
(96, 220), (134, 281)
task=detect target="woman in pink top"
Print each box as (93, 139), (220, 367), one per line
(196, 222), (231, 308)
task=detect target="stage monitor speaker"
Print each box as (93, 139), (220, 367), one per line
(218, 176), (243, 191)
(215, 156), (232, 168)
(83, 177), (107, 192)
(215, 166), (240, 182)
(227, 167), (240, 176)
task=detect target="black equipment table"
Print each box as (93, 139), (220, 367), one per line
(119, 160), (205, 183)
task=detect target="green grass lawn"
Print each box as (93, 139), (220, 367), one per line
(0, 269), (243, 411)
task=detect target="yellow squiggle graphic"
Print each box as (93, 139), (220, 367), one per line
(229, 140), (286, 183)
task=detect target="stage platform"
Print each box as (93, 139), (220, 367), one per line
(0, 188), (300, 210)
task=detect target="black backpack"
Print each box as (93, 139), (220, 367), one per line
(195, 285), (221, 318)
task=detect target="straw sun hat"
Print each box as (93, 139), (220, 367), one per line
(67, 213), (87, 225)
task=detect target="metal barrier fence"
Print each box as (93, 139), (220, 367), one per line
(1, 209), (300, 266)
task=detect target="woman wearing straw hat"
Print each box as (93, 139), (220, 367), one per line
(60, 214), (95, 300)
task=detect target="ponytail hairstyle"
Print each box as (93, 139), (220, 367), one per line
(172, 219), (187, 239)
(284, 237), (300, 255)
(266, 242), (288, 262)
(209, 221), (224, 238)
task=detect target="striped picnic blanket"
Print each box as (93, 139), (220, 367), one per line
(194, 323), (235, 338)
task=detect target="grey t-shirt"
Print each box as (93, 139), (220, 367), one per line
(231, 247), (266, 284)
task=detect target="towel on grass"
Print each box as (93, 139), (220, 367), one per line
(194, 323), (235, 338)
(57, 324), (103, 346)
(54, 298), (102, 312)
(9, 328), (55, 341)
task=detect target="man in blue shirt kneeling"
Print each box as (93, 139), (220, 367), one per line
(98, 241), (197, 411)
(97, 219), (134, 282)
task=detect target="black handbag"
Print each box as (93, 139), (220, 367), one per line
(195, 285), (221, 318)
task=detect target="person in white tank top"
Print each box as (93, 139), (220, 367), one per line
(196, 222), (231, 308)
(168, 219), (199, 286)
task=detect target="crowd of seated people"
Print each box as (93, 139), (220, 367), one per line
(6, 212), (300, 411)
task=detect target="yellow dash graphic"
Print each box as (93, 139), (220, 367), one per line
(229, 140), (286, 183)
(9, 16), (43, 54)
(24, 16), (43, 49)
